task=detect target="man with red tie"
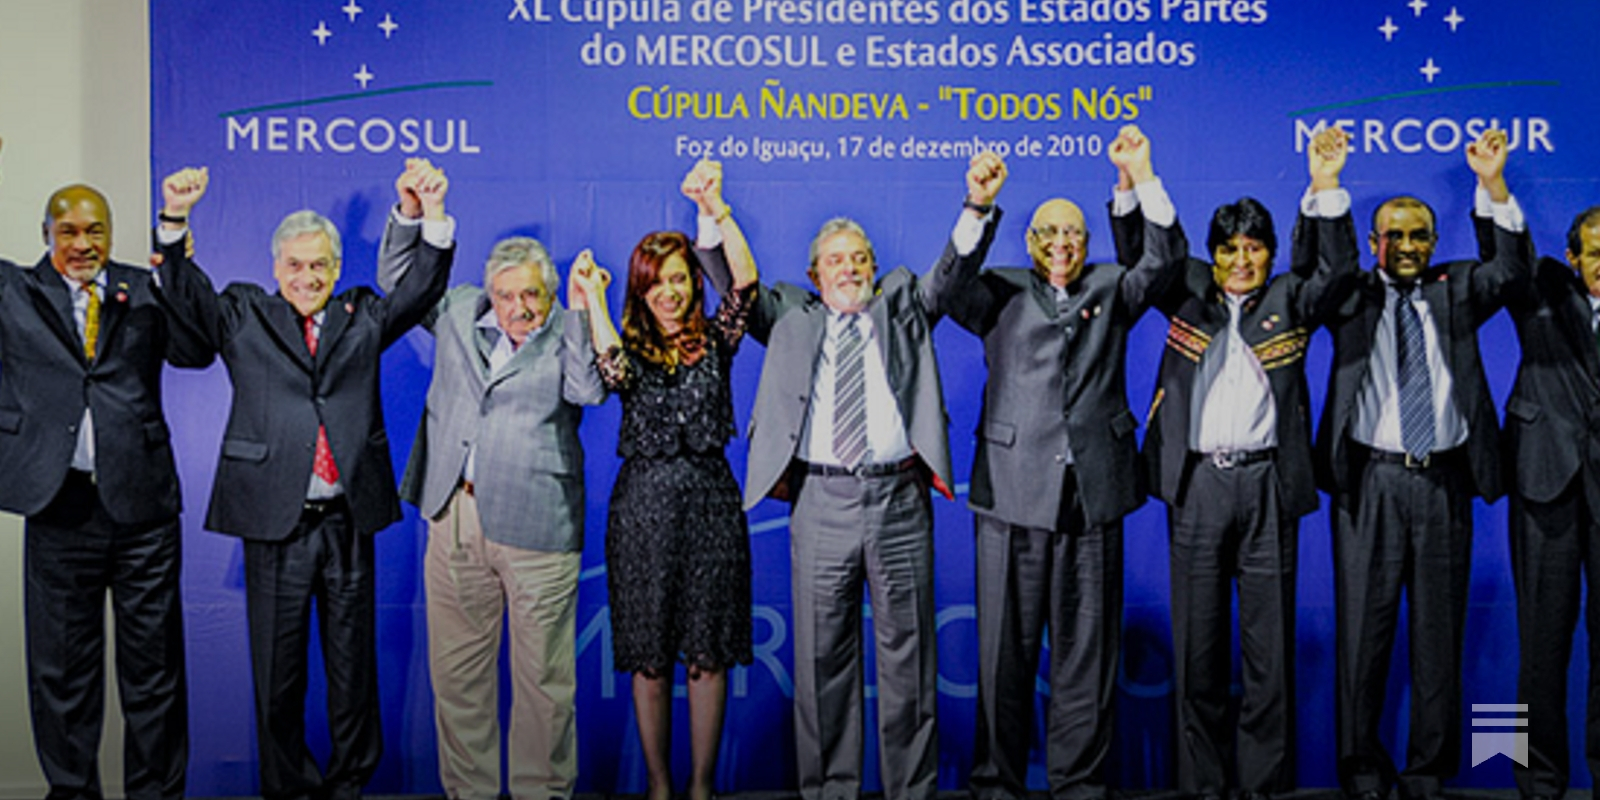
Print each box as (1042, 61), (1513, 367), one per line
(153, 160), (454, 800)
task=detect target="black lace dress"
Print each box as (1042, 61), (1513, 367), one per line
(598, 284), (755, 677)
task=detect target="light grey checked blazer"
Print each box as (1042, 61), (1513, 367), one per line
(380, 219), (605, 552)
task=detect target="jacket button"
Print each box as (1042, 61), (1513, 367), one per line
(1054, 454), (1066, 463)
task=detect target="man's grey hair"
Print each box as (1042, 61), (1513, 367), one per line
(484, 237), (560, 306)
(271, 210), (342, 263)
(809, 216), (875, 269)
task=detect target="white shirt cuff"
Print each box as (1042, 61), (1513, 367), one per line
(1132, 178), (1175, 228)
(952, 207), (992, 256)
(155, 226), (186, 246)
(1300, 187), (1351, 219)
(697, 213), (724, 249)
(422, 215), (456, 249)
(1475, 185), (1526, 232)
(1111, 186), (1139, 217)
(389, 205), (421, 226)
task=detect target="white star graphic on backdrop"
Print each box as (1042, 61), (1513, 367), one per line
(341, 0), (363, 22)
(354, 63), (374, 88)
(312, 21), (332, 45)
(378, 13), (399, 38)
(1420, 58), (1441, 82)
(1408, 0), (1428, 17)
(1443, 7), (1464, 31)
(1379, 16), (1398, 41)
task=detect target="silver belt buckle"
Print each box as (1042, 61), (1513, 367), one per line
(1210, 450), (1238, 469)
(1404, 452), (1431, 469)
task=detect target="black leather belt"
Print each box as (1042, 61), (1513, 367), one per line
(302, 496), (348, 516)
(1197, 448), (1276, 469)
(1363, 445), (1463, 470)
(803, 456), (919, 478)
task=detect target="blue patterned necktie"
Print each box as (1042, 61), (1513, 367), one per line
(1395, 285), (1436, 461)
(833, 314), (869, 468)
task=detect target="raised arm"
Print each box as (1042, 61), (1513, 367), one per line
(376, 160), (444, 330)
(1290, 127), (1361, 323)
(683, 158), (756, 295)
(1463, 128), (1531, 324)
(1108, 124), (1186, 315)
(152, 166), (227, 361)
(569, 249), (634, 392)
(377, 160), (455, 346)
(918, 151), (1007, 319)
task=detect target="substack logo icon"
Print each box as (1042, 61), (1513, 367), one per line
(1471, 704), (1528, 767)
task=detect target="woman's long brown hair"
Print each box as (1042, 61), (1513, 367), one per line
(621, 230), (708, 370)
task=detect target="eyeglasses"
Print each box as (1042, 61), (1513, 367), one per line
(1379, 229), (1436, 246)
(1030, 225), (1086, 243)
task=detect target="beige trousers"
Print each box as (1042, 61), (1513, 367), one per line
(425, 488), (580, 800)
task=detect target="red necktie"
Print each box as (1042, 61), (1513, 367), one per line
(304, 316), (340, 485)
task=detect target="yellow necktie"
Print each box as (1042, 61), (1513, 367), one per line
(82, 282), (100, 361)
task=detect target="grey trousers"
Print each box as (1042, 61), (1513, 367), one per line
(789, 467), (939, 800)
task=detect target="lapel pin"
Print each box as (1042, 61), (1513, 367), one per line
(1262, 319), (1274, 330)
(345, 302), (355, 314)
(1080, 308), (1091, 319)
(1093, 304), (1102, 316)
(115, 291), (128, 303)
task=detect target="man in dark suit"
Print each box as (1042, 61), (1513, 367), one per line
(1130, 128), (1357, 800)
(937, 125), (1184, 800)
(1315, 128), (1528, 800)
(0, 144), (209, 800)
(741, 154), (1005, 800)
(1474, 205), (1600, 800)
(152, 161), (454, 800)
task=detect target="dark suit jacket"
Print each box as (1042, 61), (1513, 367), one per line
(0, 255), (212, 524)
(1131, 211), (1359, 518)
(156, 234), (453, 540)
(1473, 218), (1600, 505)
(1313, 218), (1529, 501)
(742, 216), (1000, 509)
(940, 212), (1187, 529)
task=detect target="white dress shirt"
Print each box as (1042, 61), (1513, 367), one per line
(1193, 293), (1277, 452)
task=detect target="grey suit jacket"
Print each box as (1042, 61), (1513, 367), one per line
(941, 212), (1188, 529)
(741, 215), (1000, 510)
(379, 220), (605, 552)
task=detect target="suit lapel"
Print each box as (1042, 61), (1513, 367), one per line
(866, 290), (896, 387)
(470, 296), (495, 376)
(264, 295), (314, 372)
(93, 266), (134, 364)
(1420, 270), (1453, 363)
(488, 308), (560, 390)
(27, 257), (84, 362)
(317, 296), (352, 366)
(1557, 275), (1600, 386)
(1028, 273), (1058, 320)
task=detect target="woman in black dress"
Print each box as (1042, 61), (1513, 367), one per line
(570, 159), (757, 800)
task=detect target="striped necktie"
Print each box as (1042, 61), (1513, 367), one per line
(1395, 285), (1436, 461)
(833, 314), (869, 469)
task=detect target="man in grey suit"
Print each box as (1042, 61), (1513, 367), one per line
(742, 153), (1006, 800)
(379, 211), (604, 799)
(939, 125), (1186, 800)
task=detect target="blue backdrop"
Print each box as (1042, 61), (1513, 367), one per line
(148, 0), (1597, 795)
